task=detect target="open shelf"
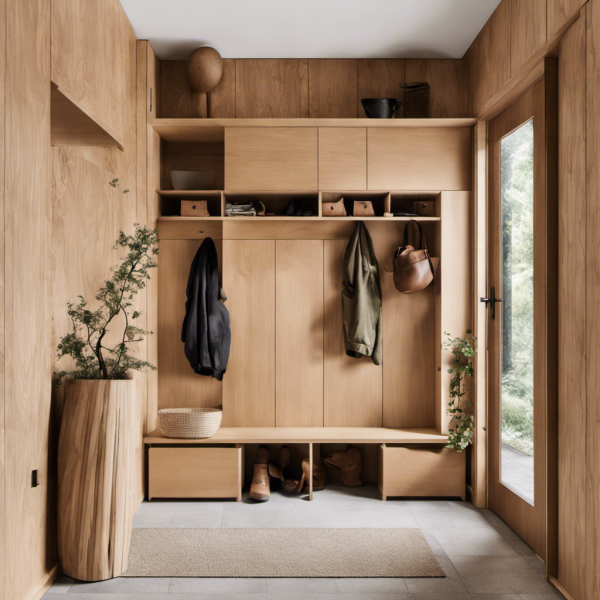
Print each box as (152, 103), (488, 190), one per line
(50, 83), (124, 150)
(149, 117), (478, 143)
(144, 427), (449, 445)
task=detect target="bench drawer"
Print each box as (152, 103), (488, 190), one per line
(148, 446), (243, 500)
(379, 445), (466, 500)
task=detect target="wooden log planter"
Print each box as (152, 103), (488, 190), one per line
(58, 379), (139, 581)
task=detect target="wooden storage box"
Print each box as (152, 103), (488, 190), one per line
(379, 444), (466, 500)
(148, 446), (243, 500)
(181, 199), (209, 217)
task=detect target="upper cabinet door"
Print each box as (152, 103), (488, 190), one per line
(51, 0), (132, 144)
(367, 128), (472, 191)
(225, 128), (318, 191)
(319, 128), (366, 190)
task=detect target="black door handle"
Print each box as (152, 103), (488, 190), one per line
(480, 286), (502, 321)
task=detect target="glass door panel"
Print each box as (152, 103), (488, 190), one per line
(499, 119), (535, 504)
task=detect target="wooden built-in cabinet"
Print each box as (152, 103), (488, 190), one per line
(225, 127), (318, 190)
(318, 128), (367, 190)
(367, 128), (472, 191)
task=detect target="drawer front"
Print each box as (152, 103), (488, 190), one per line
(149, 447), (242, 499)
(225, 127), (318, 191)
(367, 127), (472, 191)
(379, 445), (465, 499)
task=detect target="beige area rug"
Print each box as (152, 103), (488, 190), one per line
(123, 528), (445, 578)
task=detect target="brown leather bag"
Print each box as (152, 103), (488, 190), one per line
(391, 220), (435, 294)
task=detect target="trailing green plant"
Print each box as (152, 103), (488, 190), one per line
(56, 184), (159, 385)
(442, 330), (477, 451)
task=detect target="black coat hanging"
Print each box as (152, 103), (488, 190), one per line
(181, 237), (231, 380)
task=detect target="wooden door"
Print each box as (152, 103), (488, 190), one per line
(487, 76), (557, 560)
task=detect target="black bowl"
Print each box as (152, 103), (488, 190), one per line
(361, 98), (402, 118)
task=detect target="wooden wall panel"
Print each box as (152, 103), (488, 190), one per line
(222, 240), (276, 427)
(309, 60), (358, 118)
(405, 60), (468, 118)
(225, 127), (317, 191)
(369, 222), (436, 429)
(275, 240), (324, 427)
(510, 0), (547, 76)
(318, 128), (366, 190)
(367, 128), (472, 191)
(464, 0), (510, 116)
(236, 59), (308, 118)
(357, 59), (405, 118)
(323, 240), (382, 427)
(157, 239), (223, 410)
(0, 0), (5, 595)
(51, 0), (132, 143)
(557, 16), (587, 600)
(160, 59), (235, 118)
(548, 0), (586, 38)
(587, 3), (600, 597)
(4, 1), (52, 599)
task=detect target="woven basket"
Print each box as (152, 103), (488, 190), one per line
(158, 408), (222, 439)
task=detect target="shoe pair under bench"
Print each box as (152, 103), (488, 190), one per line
(249, 445), (362, 502)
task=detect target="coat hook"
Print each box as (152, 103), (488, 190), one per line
(198, 229), (210, 235)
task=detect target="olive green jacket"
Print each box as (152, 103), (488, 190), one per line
(342, 222), (383, 365)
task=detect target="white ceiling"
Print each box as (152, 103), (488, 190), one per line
(120, 0), (502, 60)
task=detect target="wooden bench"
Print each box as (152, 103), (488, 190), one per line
(144, 427), (464, 501)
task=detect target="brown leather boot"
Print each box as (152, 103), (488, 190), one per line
(323, 446), (363, 486)
(249, 446), (271, 502)
(302, 457), (327, 491)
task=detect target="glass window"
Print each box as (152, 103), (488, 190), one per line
(499, 119), (535, 504)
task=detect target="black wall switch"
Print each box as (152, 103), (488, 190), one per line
(32, 469), (39, 488)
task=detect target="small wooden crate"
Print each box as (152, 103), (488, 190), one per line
(379, 444), (466, 500)
(414, 200), (435, 216)
(181, 199), (209, 217)
(148, 446), (243, 500)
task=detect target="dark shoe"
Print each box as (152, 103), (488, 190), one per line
(250, 446), (271, 501)
(323, 446), (363, 486)
(302, 456), (327, 491)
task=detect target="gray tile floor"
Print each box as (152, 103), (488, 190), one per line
(43, 484), (560, 600)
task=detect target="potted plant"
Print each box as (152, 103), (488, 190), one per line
(442, 330), (477, 451)
(56, 209), (158, 582)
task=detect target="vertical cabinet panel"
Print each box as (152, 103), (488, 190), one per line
(367, 128), (472, 191)
(275, 240), (324, 427)
(236, 59), (308, 118)
(434, 192), (471, 434)
(318, 128), (366, 190)
(323, 240), (382, 427)
(510, 0), (547, 76)
(225, 127), (318, 191)
(157, 240), (223, 410)
(308, 60), (358, 118)
(369, 222), (436, 429)
(222, 240), (276, 426)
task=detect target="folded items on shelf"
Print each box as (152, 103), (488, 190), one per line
(225, 202), (256, 217)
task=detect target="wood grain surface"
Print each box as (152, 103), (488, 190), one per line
(309, 60), (358, 118)
(236, 59), (308, 118)
(58, 380), (139, 581)
(275, 240), (324, 427)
